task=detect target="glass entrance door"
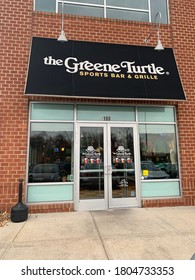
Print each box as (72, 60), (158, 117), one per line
(78, 124), (107, 210)
(76, 123), (139, 210)
(108, 125), (138, 208)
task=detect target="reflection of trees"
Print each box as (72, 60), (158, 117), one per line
(140, 132), (175, 163)
(111, 128), (134, 160)
(81, 129), (103, 150)
(29, 131), (72, 165)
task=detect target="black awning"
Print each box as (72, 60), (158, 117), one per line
(25, 37), (186, 101)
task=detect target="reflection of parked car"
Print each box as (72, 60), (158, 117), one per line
(29, 164), (61, 182)
(58, 161), (71, 173)
(80, 162), (104, 190)
(141, 161), (170, 179)
(156, 162), (178, 178)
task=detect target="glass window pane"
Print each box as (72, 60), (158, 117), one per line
(107, 0), (148, 9)
(31, 103), (74, 120)
(27, 184), (73, 202)
(107, 9), (149, 22)
(142, 181), (180, 197)
(111, 127), (136, 198)
(58, 3), (104, 17)
(139, 124), (179, 179)
(80, 127), (104, 200)
(31, 123), (73, 131)
(77, 105), (135, 121)
(29, 123), (74, 183)
(61, 0), (103, 4)
(34, 0), (56, 12)
(138, 107), (175, 122)
(150, 0), (168, 24)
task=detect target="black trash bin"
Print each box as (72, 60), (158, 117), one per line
(11, 178), (28, 223)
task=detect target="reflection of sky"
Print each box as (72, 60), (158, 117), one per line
(139, 125), (176, 154)
(31, 123), (73, 132)
(139, 124), (176, 134)
(138, 107), (175, 122)
(32, 131), (68, 137)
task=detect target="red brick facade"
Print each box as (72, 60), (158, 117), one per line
(1, 0), (195, 213)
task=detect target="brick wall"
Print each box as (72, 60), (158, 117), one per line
(0, 0), (195, 213)
(0, 0), (32, 212)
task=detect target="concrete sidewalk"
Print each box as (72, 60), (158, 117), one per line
(0, 206), (195, 260)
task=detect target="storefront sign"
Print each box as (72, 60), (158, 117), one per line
(25, 37), (185, 100)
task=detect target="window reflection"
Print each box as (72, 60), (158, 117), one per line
(34, 0), (169, 24)
(139, 125), (179, 179)
(28, 123), (74, 183)
(111, 127), (136, 198)
(79, 127), (104, 199)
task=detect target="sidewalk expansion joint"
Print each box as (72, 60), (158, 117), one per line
(90, 212), (110, 260)
(1, 216), (30, 260)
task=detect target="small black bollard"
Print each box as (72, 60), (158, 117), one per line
(11, 178), (28, 223)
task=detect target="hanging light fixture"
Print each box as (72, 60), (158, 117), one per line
(144, 12), (164, 51)
(58, 1), (68, 42)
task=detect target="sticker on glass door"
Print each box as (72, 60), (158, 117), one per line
(112, 145), (135, 198)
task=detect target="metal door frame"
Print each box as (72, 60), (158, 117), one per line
(107, 123), (141, 209)
(74, 122), (141, 211)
